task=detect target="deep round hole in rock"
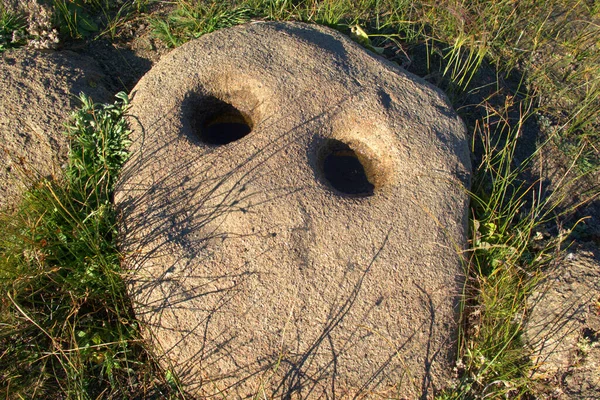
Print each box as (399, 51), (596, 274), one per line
(320, 139), (375, 197)
(196, 98), (252, 145)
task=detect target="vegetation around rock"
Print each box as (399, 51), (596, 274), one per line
(0, 0), (598, 398)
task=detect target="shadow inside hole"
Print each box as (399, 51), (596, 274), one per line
(321, 140), (374, 197)
(203, 114), (251, 145)
(188, 95), (253, 145)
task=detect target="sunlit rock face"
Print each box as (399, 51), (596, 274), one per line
(116, 21), (471, 399)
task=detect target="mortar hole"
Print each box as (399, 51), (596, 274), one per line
(202, 112), (251, 145)
(190, 96), (253, 145)
(320, 140), (374, 197)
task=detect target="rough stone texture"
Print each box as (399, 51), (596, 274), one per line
(527, 245), (600, 399)
(0, 49), (111, 209)
(116, 22), (471, 398)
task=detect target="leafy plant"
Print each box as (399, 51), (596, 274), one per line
(53, 0), (100, 39)
(64, 92), (131, 195)
(0, 93), (178, 398)
(0, 7), (27, 52)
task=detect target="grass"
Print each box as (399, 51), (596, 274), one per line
(0, 93), (180, 399)
(150, 1), (251, 47)
(0, 0), (598, 398)
(443, 95), (573, 398)
(52, 0), (153, 40)
(0, 6), (27, 52)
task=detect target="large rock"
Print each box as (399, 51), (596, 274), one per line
(0, 49), (111, 209)
(116, 22), (471, 398)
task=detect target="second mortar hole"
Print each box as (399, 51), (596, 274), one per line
(320, 139), (375, 197)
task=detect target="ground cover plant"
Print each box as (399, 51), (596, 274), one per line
(0, 0), (598, 398)
(0, 93), (182, 398)
(0, 5), (27, 51)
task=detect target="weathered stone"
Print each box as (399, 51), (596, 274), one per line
(0, 49), (111, 209)
(116, 22), (471, 398)
(527, 245), (600, 398)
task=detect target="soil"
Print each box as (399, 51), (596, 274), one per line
(527, 244), (600, 399)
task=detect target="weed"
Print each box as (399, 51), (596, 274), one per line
(0, 7), (27, 52)
(0, 93), (178, 398)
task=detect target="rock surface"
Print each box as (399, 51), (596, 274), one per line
(0, 49), (111, 209)
(116, 22), (471, 398)
(527, 245), (600, 399)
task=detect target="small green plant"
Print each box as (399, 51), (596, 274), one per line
(64, 92), (131, 191)
(52, 0), (149, 40)
(0, 7), (27, 51)
(0, 93), (178, 398)
(53, 0), (100, 39)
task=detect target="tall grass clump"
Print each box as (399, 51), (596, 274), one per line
(0, 93), (176, 398)
(439, 93), (582, 398)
